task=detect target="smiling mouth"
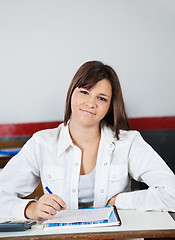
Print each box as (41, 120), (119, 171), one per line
(80, 109), (96, 115)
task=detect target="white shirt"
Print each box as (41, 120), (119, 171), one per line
(0, 123), (175, 219)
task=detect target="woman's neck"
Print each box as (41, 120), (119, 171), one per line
(69, 120), (101, 150)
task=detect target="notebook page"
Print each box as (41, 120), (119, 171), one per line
(43, 207), (112, 224)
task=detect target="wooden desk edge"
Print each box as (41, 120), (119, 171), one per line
(2, 229), (175, 240)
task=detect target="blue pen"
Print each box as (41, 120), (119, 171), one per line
(45, 186), (53, 194)
(45, 186), (63, 209)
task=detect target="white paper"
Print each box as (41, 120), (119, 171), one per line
(43, 207), (112, 224)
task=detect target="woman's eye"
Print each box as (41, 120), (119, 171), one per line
(98, 97), (107, 102)
(80, 90), (88, 95)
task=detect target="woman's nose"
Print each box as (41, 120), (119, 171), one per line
(85, 97), (96, 108)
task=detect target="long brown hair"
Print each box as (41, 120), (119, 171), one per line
(64, 61), (129, 139)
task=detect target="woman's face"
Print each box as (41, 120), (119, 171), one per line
(70, 79), (112, 128)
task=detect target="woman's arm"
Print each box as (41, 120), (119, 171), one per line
(0, 137), (41, 219)
(116, 133), (175, 211)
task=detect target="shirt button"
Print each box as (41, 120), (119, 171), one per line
(112, 175), (116, 179)
(100, 189), (104, 193)
(110, 142), (115, 151)
(48, 174), (52, 178)
(74, 162), (79, 166)
(104, 162), (108, 166)
(72, 189), (76, 193)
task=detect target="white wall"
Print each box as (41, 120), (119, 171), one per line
(0, 0), (175, 124)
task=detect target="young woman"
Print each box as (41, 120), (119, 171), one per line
(0, 61), (175, 221)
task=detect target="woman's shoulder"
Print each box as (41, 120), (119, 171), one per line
(31, 123), (65, 142)
(102, 124), (141, 142)
(119, 129), (141, 140)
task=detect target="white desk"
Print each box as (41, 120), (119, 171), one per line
(0, 210), (175, 239)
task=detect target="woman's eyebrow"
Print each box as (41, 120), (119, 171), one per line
(79, 87), (89, 90)
(98, 93), (110, 98)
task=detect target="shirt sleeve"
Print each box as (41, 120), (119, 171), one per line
(115, 132), (175, 212)
(0, 136), (40, 219)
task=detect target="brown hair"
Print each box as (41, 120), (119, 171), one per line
(64, 60), (129, 139)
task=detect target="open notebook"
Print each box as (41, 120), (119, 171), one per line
(42, 206), (121, 229)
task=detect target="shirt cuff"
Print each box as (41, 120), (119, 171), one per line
(115, 191), (136, 209)
(11, 198), (37, 220)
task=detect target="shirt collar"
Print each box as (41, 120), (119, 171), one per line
(57, 123), (73, 157)
(57, 123), (119, 156)
(101, 124), (130, 152)
(100, 124), (117, 153)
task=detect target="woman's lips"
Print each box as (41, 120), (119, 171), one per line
(80, 109), (96, 115)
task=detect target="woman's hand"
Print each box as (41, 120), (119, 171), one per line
(24, 194), (66, 220)
(106, 194), (118, 207)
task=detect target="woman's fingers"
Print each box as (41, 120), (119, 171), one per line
(41, 203), (57, 215)
(39, 194), (67, 211)
(37, 209), (54, 220)
(25, 194), (67, 220)
(49, 194), (67, 210)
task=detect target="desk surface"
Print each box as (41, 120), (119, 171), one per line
(0, 210), (175, 240)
